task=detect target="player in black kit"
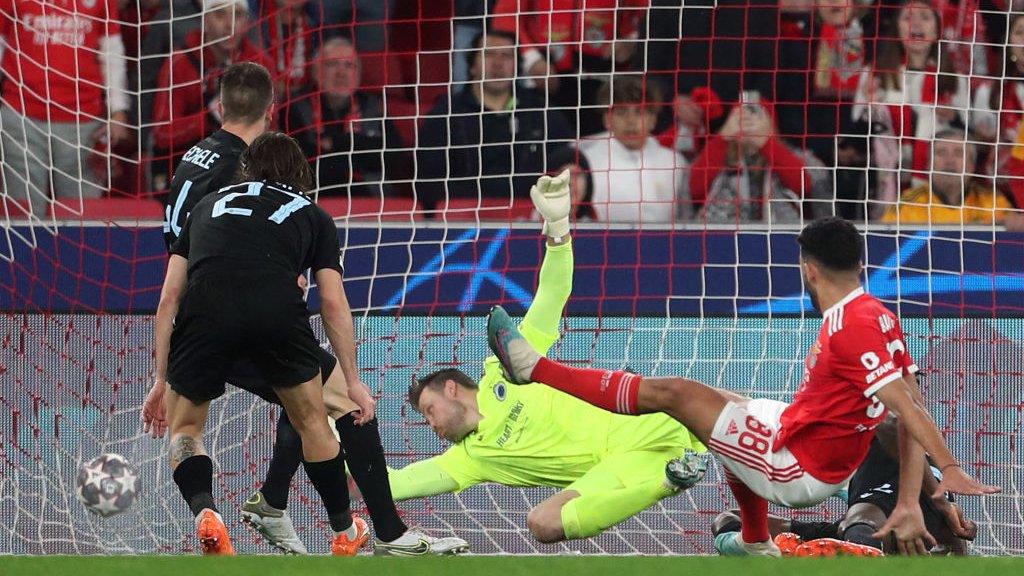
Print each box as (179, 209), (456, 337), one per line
(162, 63), (264, 251)
(146, 62), (466, 556)
(147, 132), (370, 555)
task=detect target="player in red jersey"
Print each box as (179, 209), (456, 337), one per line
(487, 217), (999, 556)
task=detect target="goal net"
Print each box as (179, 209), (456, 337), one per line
(2, 0), (1022, 556)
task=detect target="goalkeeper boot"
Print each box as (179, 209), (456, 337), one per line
(331, 515), (370, 556)
(374, 528), (470, 556)
(240, 491), (308, 554)
(794, 538), (884, 557)
(665, 449), (708, 491)
(714, 531), (782, 557)
(487, 305), (540, 385)
(196, 508), (235, 556)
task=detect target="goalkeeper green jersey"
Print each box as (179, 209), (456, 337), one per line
(434, 353), (704, 490)
(389, 240), (704, 498)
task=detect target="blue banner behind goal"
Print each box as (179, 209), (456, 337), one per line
(2, 225), (1021, 316)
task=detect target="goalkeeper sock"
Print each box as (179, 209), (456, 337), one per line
(261, 410), (303, 510)
(303, 449), (352, 533)
(560, 478), (675, 539)
(335, 414), (407, 542)
(725, 471), (770, 544)
(843, 522), (883, 549)
(173, 455), (217, 517)
(531, 358), (641, 414)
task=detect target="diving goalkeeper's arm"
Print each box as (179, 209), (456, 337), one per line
(388, 458), (462, 500)
(387, 170), (576, 501)
(519, 168), (574, 354)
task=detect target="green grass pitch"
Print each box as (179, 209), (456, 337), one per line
(1, 556), (1020, 576)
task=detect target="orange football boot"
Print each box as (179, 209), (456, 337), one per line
(331, 515), (370, 556)
(197, 509), (236, 556)
(773, 532), (805, 556)
(795, 537), (884, 557)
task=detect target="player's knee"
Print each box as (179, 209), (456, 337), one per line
(841, 503), (886, 534)
(282, 399), (328, 432)
(287, 409), (328, 437)
(645, 377), (685, 410)
(526, 506), (564, 544)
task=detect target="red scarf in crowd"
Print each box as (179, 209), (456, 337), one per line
(880, 63), (956, 176)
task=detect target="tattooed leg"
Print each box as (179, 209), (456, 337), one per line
(169, 434), (205, 469)
(164, 387), (217, 516)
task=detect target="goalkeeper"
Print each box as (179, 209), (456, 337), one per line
(393, 170), (707, 544)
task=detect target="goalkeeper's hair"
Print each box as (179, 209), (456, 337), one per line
(239, 132), (313, 191)
(797, 217), (862, 272)
(220, 61), (274, 125)
(409, 368), (478, 410)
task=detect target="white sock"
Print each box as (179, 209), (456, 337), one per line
(195, 508), (222, 528)
(336, 521), (359, 540)
(383, 529), (424, 545)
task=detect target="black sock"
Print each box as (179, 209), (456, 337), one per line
(843, 522), (883, 549)
(790, 519), (841, 541)
(261, 410), (304, 510)
(336, 414), (407, 542)
(302, 449), (352, 533)
(173, 455), (217, 517)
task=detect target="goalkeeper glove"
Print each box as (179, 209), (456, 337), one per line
(531, 168), (572, 240)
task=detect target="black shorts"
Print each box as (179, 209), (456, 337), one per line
(847, 439), (949, 536)
(167, 275), (329, 404)
(227, 346), (337, 405)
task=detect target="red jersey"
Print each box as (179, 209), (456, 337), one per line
(0, 0), (120, 122)
(151, 29), (272, 152)
(491, 0), (647, 73)
(775, 288), (917, 484)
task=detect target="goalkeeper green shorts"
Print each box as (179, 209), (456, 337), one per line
(567, 448), (682, 497)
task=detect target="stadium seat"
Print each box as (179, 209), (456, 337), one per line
(48, 198), (165, 221)
(1, 197), (33, 220)
(383, 88), (420, 150)
(358, 52), (403, 92)
(317, 196), (420, 221)
(391, 0), (451, 106)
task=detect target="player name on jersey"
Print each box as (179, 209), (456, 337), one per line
(180, 146), (222, 170)
(163, 129), (248, 250)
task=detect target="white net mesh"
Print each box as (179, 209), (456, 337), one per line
(2, 306), (1022, 554)
(1, 0), (1023, 557)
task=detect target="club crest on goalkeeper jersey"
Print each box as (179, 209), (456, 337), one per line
(433, 321), (703, 490)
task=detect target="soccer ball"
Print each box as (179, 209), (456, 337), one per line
(75, 453), (139, 517)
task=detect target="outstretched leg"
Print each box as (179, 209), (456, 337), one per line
(259, 410), (304, 510)
(488, 305), (738, 442)
(274, 375), (369, 556)
(489, 305), (780, 554)
(241, 410), (309, 554)
(165, 388), (234, 555)
(334, 413), (406, 541)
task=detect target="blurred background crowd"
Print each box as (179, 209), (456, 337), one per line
(3, 0), (1024, 227)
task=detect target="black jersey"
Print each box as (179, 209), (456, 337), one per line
(163, 129), (248, 250)
(170, 180), (342, 282)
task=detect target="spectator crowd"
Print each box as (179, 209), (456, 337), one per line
(2, 0), (1023, 229)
